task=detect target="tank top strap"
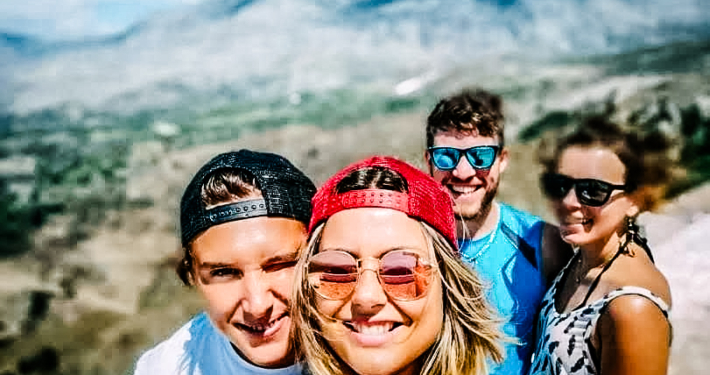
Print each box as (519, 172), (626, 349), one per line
(550, 250), (579, 290)
(583, 286), (671, 341)
(604, 286), (670, 315)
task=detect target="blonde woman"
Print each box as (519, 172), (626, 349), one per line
(292, 156), (505, 375)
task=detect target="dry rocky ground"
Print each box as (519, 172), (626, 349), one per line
(2, 113), (708, 375)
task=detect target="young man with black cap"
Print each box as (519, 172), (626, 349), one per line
(134, 149), (316, 375)
(424, 90), (572, 375)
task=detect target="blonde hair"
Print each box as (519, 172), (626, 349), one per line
(292, 221), (506, 375)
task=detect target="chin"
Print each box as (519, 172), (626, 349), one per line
(228, 326), (293, 368)
(237, 343), (293, 368)
(346, 358), (414, 375)
(559, 224), (597, 248)
(560, 233), (590, 248)
(334, 338), (427, 375)
(453, 201), (482, 218)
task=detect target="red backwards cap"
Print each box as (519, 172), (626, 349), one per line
(309, 156), (458, 251)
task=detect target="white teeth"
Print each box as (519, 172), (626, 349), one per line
(450, 186), (478, 194)
(352, 322), (393, 335)
(247, 320), (275, 332)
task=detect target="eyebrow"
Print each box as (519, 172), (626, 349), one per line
(200, 250), (300, 266)
(263, 251), (300, 264)
(197, 261), (234, 270)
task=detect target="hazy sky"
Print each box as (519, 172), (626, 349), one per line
(0, 0), (206, 39)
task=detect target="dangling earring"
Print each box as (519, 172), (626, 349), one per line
(623, 215), (656, 262)
(622, 216), (639, 256)
(626, 215), (639, 236)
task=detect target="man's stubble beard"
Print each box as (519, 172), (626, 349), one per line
(455, 181), (498, 227)
(428, 161), (500, 232)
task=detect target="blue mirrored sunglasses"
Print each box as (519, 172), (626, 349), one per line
(427, 145), (500, 171)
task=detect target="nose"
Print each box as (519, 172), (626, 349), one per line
(351, 262), (387, 313)
(451, 155), (477, 180)
(241, 271), (272, 318)
(561, 185), (581, 208)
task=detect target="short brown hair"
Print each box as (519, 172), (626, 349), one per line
(426, 88), (505, 148)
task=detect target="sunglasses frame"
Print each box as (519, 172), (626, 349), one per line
(541, 173), (629, 207)
(427, 145), (501, 172)
(306, 249), (436, 302)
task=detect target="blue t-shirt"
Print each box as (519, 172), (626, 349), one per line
(459, 203), (547, 375)
(133, 312), (303, 375)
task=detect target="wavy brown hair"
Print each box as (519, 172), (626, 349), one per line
(539, 115), (680, 212)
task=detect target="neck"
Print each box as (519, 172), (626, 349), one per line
(578, 229), (624, 269)
(457, 201), (500, 240)
(231, 343), (294, 369)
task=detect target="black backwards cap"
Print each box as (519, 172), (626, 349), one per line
(180, 149), (317, 247)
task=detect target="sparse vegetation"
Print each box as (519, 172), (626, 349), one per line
(1, 37), (710, 375)
(0, 180), (33, 258)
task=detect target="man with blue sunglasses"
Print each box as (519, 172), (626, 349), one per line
(424, 89), (572, 375)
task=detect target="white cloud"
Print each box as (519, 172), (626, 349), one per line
(0, 0), (206, 39)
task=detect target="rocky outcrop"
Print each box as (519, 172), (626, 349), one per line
(0, 289), (55, 346)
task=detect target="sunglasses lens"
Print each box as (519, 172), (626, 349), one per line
(380, 251), (433, 301)
(308, 251), (358, 299)
(465, 147), (498, 169)
(308, 251), (434, 301)
(430, 148), (461, 171)
(541, 173), (572, 199)
(576, 180), (612, 207)
(541, 174), (618, 207)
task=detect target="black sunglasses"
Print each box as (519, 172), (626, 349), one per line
(427, 145), (500, 171)
(541, 173), (630, 207)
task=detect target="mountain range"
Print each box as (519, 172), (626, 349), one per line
(3, 0), (709, 117)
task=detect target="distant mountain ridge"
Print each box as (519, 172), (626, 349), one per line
(3, 0), (710, 115)
(1, 32), (45, 56)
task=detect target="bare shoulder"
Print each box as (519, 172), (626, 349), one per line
(605, 294), (669, 324)
(591, 248), (672, 374)
(607, 250), (672, 307)
(595, 294), (671, 375)
(540, 223), (574, 282)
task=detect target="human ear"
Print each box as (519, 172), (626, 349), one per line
(423, 150), (433, 176)
(498, 148), (509, 174)
(625, 195), (641, 218)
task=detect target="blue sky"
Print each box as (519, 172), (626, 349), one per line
(0, 0), (205, 39)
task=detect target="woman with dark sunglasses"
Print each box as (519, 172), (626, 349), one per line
(528, 117), (677, 375)
(292, 156), (505, 375)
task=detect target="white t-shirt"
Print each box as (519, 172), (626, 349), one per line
(133, 312), (303, 375)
